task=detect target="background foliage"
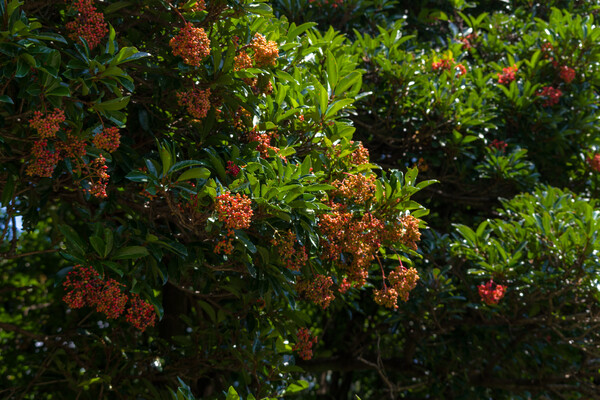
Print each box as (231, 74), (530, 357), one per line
(2, 0), (600, 399)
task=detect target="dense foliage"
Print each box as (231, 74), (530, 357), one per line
(2, 0), (600, 399)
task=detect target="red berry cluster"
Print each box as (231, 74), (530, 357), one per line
(559, 65), (575, 84)
(226, 161), (241, 177)
(382, 214), (422, 251)
(271, 231), (308, 271)
(250, 33), (279, 68)
(170, 23), (211, 67)
(247, 128), (280, 158)
(296, 274), (335, 309)
(29, 109), (65, 139)
(214, 192), (253, 254)
(497, 64), (518, 85)
(63, 265), (156, 331)
(587, 154), (600, 172)
(83, 155), (110, 198)
(93, 126), (121, 153)
(489, 139), (508, 152)
(57, 131), (87, 159)
(478, 280), (507, 305)
(66, 0), (108, 49)
(537, 86), (562, 107)
(292, 327), (318, 360)
(126, 294), (157, 331)
(177, 87), (211, 120)
(26, 140), (61, 177)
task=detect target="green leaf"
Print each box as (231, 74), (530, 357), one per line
(94, 96), (130, 111)
(125, 171), (149, 182)
(285, 380), (309, 394)
(104, 1), (133, 13)
(225, 386), (240, 400)
(0, 95), (14, 104)
(112, 246), (149, 260)
(89, 235), (105, 257)
(176, 167), (210, 182)
(58, 225), (87, 256)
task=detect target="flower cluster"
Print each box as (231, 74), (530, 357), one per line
(63, 265), (156, 331)
(352, 142), (370, 165)
(559, 65), (575, 83)
(459, 33), (476, 50)
(169, 23), (211, 67)
(489, 139), (508, 152)
(57, 131), (87, 159)
(537, 86), (562, 107)
(432, 57), (453, 72)
(271, 231), (308, 271)
(234, 51), (253, 71)
(250, 33), (279, 68)
(308, 0), (344, 7)
(388, 266), (419, 302)
(587, 154), (600, 172)
(296, 274), (335, 309)
(93, 126), (121, 153)
(126, 294), (158, 331)
(382, 214), (422, 251)
(293, 328), (318, 360)
(478, 280), (507, 305)
(66, 0), (108, 49)
(214, 192), (253, 254)
(26, 140), (61, 177)
(456, 63), (467, 76)
(497, 64), (518, 85)
(187, 0), (206, 12)
(374, 266), (419, 309)
(319, 206), (384, 286)
(177, 87), (211, 120)
(226, 161), (241, 177)
(247, 128), (280, 158)
(29, 109), (65, 139)
(331, 173), (376, 205)
(83, 155), (110, 198)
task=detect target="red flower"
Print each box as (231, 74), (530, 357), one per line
(293, 328), (318, 360)
(537, 86), (562, 107)
(478, 280), (506, 305)
(489, 139), (508, 152)
(559, 65), (575, 84)
(497, 65), (518, 85)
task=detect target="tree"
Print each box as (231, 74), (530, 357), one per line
(3, 0), (600, 399)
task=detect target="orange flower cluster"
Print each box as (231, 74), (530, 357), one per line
(296, 274), (335, 309)
(331, 173), (376, 205)
(247, 128), (280, 158)
(293, 328), (318, 360)
(250, 33), (279, 68)
(234, 52), (253, 71)
(29, 109), (65, 138)
(188, 0), (206, 12)
(319, 206), (384, 286)
(63, 265), (156, 331)
(66, 0), (108, 49)
(214, 192), (253, 254)
(177, 87), (211, 119)
(57, 131), (87, 159)
(432, 57), (453, 72)
(271, 231), (308, 271)
(498, 64), (518, 85)
(537, 86), (562, 107)
(169, 23), (211, 67)
(374, 266), (419, 309)
(478, 280), (506, 305)
(93, 126), (121, 153)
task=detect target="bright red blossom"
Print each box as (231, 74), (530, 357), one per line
(537, 86), (562, 107)
(478, 280), (507, 305)
(559, 65), (575, 83)
(93, 126), (121, 153)
(29, 109), (65, 139)
(66, 0), (108, 49)
(587, 154), (600, 172)
(293, 328), (318, 360)
(498, 64), (518, 85)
